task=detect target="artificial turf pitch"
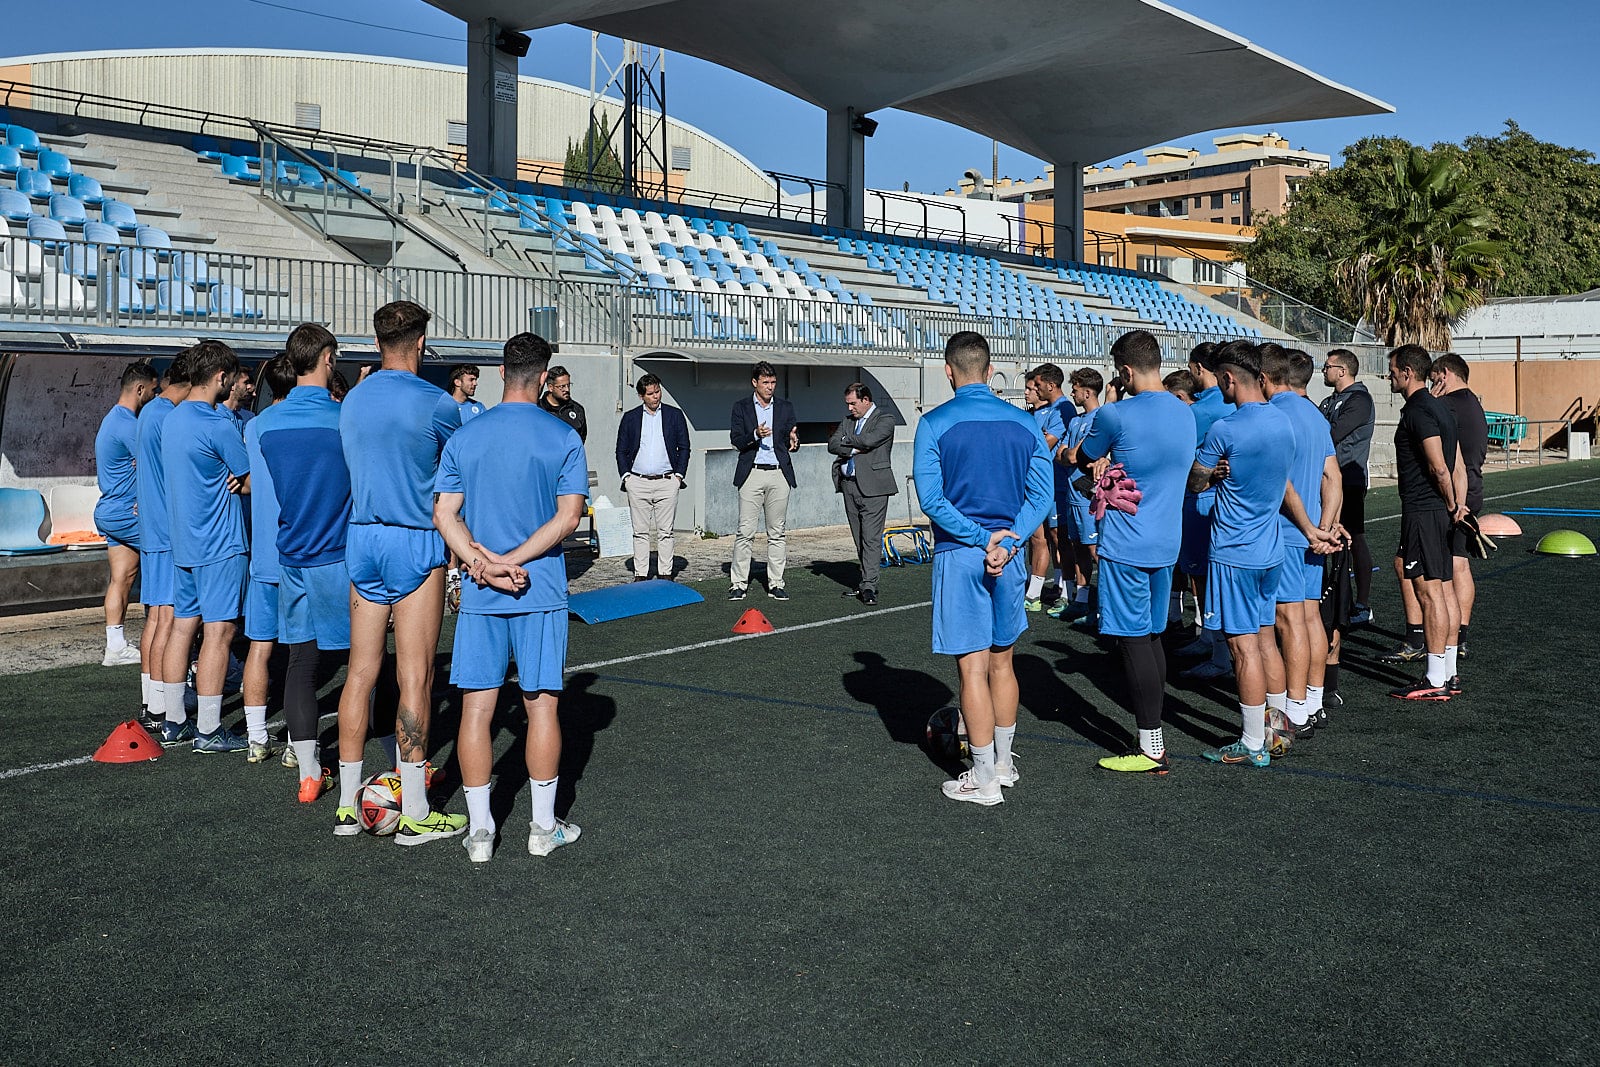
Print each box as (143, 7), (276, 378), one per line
(3, 461), (1598, 1064)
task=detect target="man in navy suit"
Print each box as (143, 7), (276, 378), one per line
(615, 373), (690, 581)
(728, 360), (798, 601)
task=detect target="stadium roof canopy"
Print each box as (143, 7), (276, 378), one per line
(422, 0), (1392, 252)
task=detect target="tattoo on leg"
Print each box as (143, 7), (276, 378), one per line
(396, 705), (426, 763)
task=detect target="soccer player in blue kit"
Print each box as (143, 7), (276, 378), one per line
(136, 351), (193, 739)
(337, 301), (466, 845)
(94, 359), (158, 672)
(1074, 331), (1196, 775)
(1049, 367), (1105, 620)
(1023, 368), (1068, 611)
(1177, 342), (1236, 678)
(435, 333), (588, 863)
(239, 354), (296, 764)
(913, 331), (1053, 806)
(1189, 341), (1337, 768)
(161, 341), (252, 753)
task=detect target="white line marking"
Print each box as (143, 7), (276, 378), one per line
(1367, 475), (1600, 524)
(1, 600), (937, 782)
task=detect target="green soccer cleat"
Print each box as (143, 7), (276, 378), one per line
(332, 806), (362, 837)
(1201, 741), (1269, 768)
(1024, 597), (1043, 613)
(394, 810), (469, 846)
(1097, 751), (1171, 775)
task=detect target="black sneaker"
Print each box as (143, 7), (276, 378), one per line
(727, 586), (747, 601)
(861, 590), (878, 606)
(1457, 642), (1469, 660)
(768, 587), (789, 602)
(1389, 677), (1452, 701)
(1447, 675), (1463, 695)
(137, 708), (165, 735)
(1323, 691), (1345, 711)
(1380, 642), (1427, 664)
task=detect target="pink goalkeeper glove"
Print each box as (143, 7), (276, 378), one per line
(1090, 463), (1142, 520)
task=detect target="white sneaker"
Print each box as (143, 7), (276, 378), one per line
(1181, 659), (1233, 681)
(994, 758), (1020, 787)
(281, 744), (299, 769)
(528, 818), (582, 856)
(941, 769), (1004, 806)
(463, 829), (495, 864)
(101, 645), (141, 667)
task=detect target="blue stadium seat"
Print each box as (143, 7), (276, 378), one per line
(193, 135), (225, 162)
(82, 220), (122, 246)
(115, 278), (154, 314)
(37, 149), (72, 181)
(157, 280), (203, 315)
(16, 167), (52, 201)
(135, 226), (172, 252)
(0, 188), (30, 222)
(4, 125), (41, 155)
(174, 251), (212, 287)
(335, 169), (372, 196)
(26, 214), (68, 246)
(48, 194), (86, 227)
(0, 488), (66, 557)
(0, 145), (19, 176)
(220, 155), (259, 183)
(66, 173), (104, 206)
(118, 248), (162, 284)
(209, 284), (261, 319)
(101, 200), (139, 232)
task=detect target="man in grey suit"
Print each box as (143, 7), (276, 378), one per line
(829, 382), (897, 606)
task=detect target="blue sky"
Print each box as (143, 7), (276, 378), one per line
(5, 0), (1598, 192)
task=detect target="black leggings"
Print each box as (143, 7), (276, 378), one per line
(284, 641), (321, 743)
(1118, 633), (1167, 731)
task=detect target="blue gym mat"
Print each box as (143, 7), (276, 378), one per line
(569, 579), (705, 624)
(1502, 509), (1600, 517)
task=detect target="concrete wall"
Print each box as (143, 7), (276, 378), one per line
(0, 353), (126, 494)
(702, 440), (920, 536)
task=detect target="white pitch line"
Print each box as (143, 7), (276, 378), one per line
(1, 600), (937, 783)
(1366, 474), (1600, 524)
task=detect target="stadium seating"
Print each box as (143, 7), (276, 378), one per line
(0, 269), (25, 308)
(16, 167), (53, 201)
(38, 149), (72, 181)
(0, 188), (32, 222)
(67, 173), (105, 206)
(46, 484), (106, 548)
(1, 237), (45, 279)
(4, 125), (42, 155)
(25, 215), (68, 246)
(48, 194), (88, 227)
(220, 154), (259, 182)
(135, 225), (172, 252)
(115, 278), (154, 314)
(156, 279), (203, 315)
(209, 283), (262, 319)
(0, 488), (67, 556)
(0, 145), (20, 176)
(41, 271), (88, 311)
(101, 200), (139, 233)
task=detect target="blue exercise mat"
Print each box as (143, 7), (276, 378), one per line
(569, 579), (705, 624)
(1502, 509), (1600, 517)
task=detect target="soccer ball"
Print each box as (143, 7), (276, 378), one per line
(358, 772), (404, 836)
(924, 705), (969, 760)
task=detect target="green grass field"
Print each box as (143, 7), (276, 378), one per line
(3, 461), (1598, 1064)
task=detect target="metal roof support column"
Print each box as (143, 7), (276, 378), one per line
(1054, 158), (1084, 264)
(825, 107), (865, 230)
(467, 18), (520, 180)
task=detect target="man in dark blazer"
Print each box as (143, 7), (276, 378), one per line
(728, 360), (798, 601)
(828, 381), (897, 605)
(616, 373), (691, 580)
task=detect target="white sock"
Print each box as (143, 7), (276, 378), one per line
(1285, 698), (1310, 727)
(197, 695), (223, 735)
(994, 723), (1017, 766)
(1305, 685), (1324, 714)
(338, 760), (364, 808)
(140, 673), (152, 708)
(106, 624), (126, 651)
(164, 682), (188, 725)
(1266, 691), (1287, 714)
(1138, 727), (1165, 759)
(1026, 575), (1045, 600)
(1426, 652), (1448, 688)
(292, 740), (320, 782)
(1240, 702), (1267, 751)
(147, 679), (164, 718)
(1444, 645), (1458, 678)
(465, 783), (494, 835)
(244, 706), (268, 744)
(399, 760), (429, 821)
(969, 741), (996, 785)
(377, 734), (399, 769)
(529, 776), (558, 831)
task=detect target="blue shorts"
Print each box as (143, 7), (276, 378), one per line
(140, 549), (175, 607)
(1274, 547), (1323, 604)
(97, 516), (139, 550)
(1097, 558), (1173, 638)
(174, 553), (247, 623)
(244, 577), (279, 641)
(1064, 498), (1098, 546)
(1204, 561), (1278, 635)
(346, 524), (444, 605)
(931, 545), (1027, 656)
(279, 561), (352, 650)
(1178, 493), (1211, 576)
(450, 609), (568, 692)
(1045, 494), (1059, 529)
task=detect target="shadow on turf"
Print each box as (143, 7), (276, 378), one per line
(841, 651), (965, 775)
(806, 560), (864, 592)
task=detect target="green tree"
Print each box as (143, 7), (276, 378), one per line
(563, 113), (624, 194)
(1333, 146), (1508, 349)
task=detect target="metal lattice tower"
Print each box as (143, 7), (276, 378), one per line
(586, 33), (669, 201)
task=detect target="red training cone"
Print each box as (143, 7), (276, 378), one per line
(93, 720), (164, 763)
(732, 609), (775, 635)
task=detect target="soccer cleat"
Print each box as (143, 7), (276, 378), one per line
(332, 806), (362, 836)
(137, 708), (165, 736)
(101, 645), (142, 667)
(994, 757), (1020, 787)
(767, 586), (789, 601)
(1347, 604), (1373, 627)
(1181, 660), (1233, 681)
(393, 810), (469, 846)
(940, 769), (1004, 806)
(281, 744), (299, 769)
(1024, 597), (1043, 613)
(158, 719), (196, 747)
(297, 770), (333, 804)
(1201, 741), (1270, 768)
(1457, 642), (1469, 660)
(727, 586), (747, 601)
(464, 829), (495, 863)
(246, 738), (282, 764)
(193, 727), (250, 754)
(1045, 599), (1070, 619)
(1380, 642), (1427, 664)
(528, 818), (582, 856)
(1447, 675), (1463, 696)
(1174, 635), (1212, 658)
(1097, 751), (1171, 775)
(1389, 677), (1452, 701)
(1323, 691), (1345, 711)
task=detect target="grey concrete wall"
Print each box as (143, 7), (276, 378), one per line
(702, 440), (921, 537)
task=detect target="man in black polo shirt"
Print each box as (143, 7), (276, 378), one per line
(539, 365), (588, 442)
(1319, 348), (1376, 625)
(1387, 344), (1467, 701)
(1431, 353), (1489, 658)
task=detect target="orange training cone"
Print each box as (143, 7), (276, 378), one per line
(732, 609), (775, 635)
(93, 720), (164, 763)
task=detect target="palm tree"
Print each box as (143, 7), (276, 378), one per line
(1334, 146), (1508, 349)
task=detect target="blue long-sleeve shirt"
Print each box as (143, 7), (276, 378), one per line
(255, 386), (352, 568)
(913, 383), (1053, 552)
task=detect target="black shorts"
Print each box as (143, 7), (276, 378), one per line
(1398, 510), (1453, 581)
(1341, 482), (1366, 535)
(1448, 511), (1476, 560)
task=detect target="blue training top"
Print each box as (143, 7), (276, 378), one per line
(94, 405), (140, 541)
(1190, 385), (1232, 446)
(435, 403), (589, 614)
(255, 386), (351, 569)
(912, 383), (1053, 553)
(340, 370), (460, 530)
(459, 399), (485, 423)
(135, 396), (177, 552)
(1197, 401), (1292, 569)
(1271, 391), (1335, 550)
(163, 400), (250, 568)
(1078, 390), (1196, 568)
(1048, 395), (1078, 493)
(242, 415), (280, 582)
